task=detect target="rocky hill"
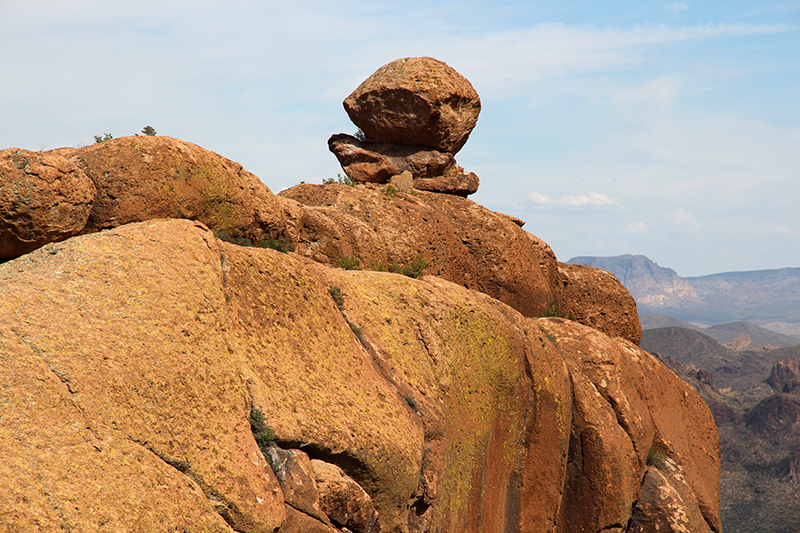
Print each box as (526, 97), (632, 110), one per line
(641, 315), (800, 350)
(641, 325), (800, 532)
(0, 57), (720, 533)
(568, 254), (800, 335)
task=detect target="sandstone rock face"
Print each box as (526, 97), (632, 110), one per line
(0, 219), (720, 533)
(71, 136), (292, 243)
(344, 57), (480, 154)
(555, 262), (642, 345)
(768, 358), (800, 391)
(281, 183), (640, 344)
(628, 459), (713, 533)
(328, 133), (478, 195)
(540, 318), (721, 533)
(310, 459), (378, 533)
(0, 148), (96, 259)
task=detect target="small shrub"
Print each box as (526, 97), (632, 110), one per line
(399, 256), (430, 279)
(338, 256), (360, 270)
(323, 173), (357, 187)
(540, 301), (576, 320)
(646, 446), (668, 470)
(214, 230), (251, 247)
(141, 125), (157, 136)
(250, 408), (277, 451)
(328, 286), (345, 311)
(348, 321), (363, 339)
(94, 133), (113, 143)
(372, 262), (388, 272)
(384, 185), (399, 197)
(257, 236), (293, 253)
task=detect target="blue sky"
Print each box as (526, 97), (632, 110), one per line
(1, 1), (798, 276)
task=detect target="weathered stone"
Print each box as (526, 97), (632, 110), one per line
(267, 448), (329, 524)
(411, 166), (479, 197)
(555, 262), (643, 345)
(628, 459), (714, 533)
(344, 57), (481, 154)
(768, 359), (800, 391)
(280, 506), (337, 533)
(540, 318), (721, 533)
(327, 133), (479, 195)
(328, 133), (454, 184)
(310, 459), (378, 533)
(281, 184), (641, 344)
(0, 148), (95, 260)
(71, 135), (292, 243)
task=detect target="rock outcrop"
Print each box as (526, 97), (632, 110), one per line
(280, 182), (640, 345)
(0, 148), (96, 260)
(0, 218), (720, 532)
(344, 57), (480, 155)
(327, 134), (479, 196)
(71, 135), (293, 242)
(331, 57), (482, 196)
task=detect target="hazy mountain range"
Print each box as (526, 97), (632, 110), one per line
(567, 254), (800, 337)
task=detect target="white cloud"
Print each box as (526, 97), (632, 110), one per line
(667, 208), (700, 229)
(528, 191), (621, 208)
(626, 221), (650, 234)
(775, 226), (793, 237)
(664, 2), (689, 15)
(528, 192), (556, 205)
(560, 192), (621, 207)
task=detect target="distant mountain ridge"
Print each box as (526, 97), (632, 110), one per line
(568, 254), (800, 335)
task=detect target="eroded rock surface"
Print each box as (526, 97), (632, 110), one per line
(344, 57), (480, 154)
(0, 148), (96, 259)
(281, 183), (640, 344)
(327, 133), (478, 195)
(71, 135), (293, 243)
(0, 219), (720, 533)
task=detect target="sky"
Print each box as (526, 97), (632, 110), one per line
(1, 1), (798, 276)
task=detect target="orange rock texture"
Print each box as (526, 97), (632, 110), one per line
(0, 215), (719, 532)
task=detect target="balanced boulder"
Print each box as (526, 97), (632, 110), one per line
(344, 57), (480, 155)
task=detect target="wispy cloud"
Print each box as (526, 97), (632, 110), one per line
(626, 221), (650, 234)
(667, 208), (700, 230)
(528, 192), (557, 205)
(528, 191), (621, 207)
(664, 2), (689, 15)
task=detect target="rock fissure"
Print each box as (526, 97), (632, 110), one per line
(137, 439), (247, 532)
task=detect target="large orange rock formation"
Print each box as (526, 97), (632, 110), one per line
(0, 217), (719, 532)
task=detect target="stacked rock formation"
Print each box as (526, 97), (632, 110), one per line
(330, 57), (482, 196)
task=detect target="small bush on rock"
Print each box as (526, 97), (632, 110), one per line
(338, 256), (360, 270)
(323, 173), (356, 187)
(328, 286), (345, 311)
(250, 408), (277, 452)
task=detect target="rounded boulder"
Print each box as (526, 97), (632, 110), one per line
(343, 57), (481, 154)
(0, 148), (96, 260)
